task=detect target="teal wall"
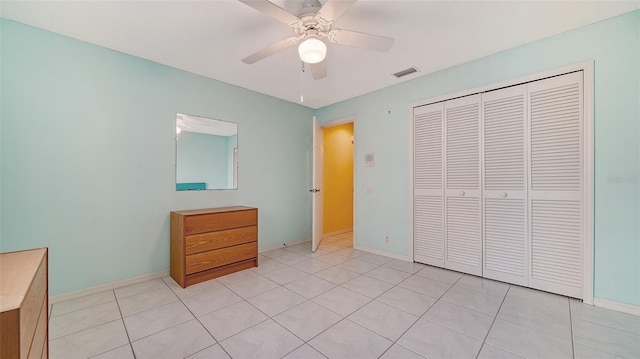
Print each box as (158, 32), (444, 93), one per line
(315, 11), (640, 306)
(0, 19), (313, 296)
(176, 131), (229, 189)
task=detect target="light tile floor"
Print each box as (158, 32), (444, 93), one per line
(49, 232), (640, 358)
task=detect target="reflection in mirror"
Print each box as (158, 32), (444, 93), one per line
(176, 113), (238, 190)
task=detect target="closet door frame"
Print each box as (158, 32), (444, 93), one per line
(408, 61), (594, 304)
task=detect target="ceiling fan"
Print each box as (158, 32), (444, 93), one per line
(238, 0), (394, 80)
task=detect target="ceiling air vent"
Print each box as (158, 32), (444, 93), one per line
(393, 67), (418, 78)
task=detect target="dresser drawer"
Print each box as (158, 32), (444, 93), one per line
(186, 242), (257, 275)
(186, 226), (257, 255)
(184, 209), (257, 235)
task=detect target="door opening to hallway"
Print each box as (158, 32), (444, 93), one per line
(318, 121), (354, 250)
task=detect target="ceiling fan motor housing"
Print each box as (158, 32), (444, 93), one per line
(296, 0), (322, 17)
(294, 0), (331, 37)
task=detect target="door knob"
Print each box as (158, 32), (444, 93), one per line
(459, 191), (465, 196)
(501, 192), (508, 198)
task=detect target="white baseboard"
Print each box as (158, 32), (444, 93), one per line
(50, 270), (170, 304)
(593, 297), (640, 316)
(258, 237), (311, 253)
(51, 237), (314, 304)
(353, 245), (411, 262)
(322, 228), (353, 238)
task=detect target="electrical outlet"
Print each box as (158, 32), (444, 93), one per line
(385, 235), (390, 243)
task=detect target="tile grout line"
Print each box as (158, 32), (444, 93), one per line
(237, 247), (395, 357)
(568, 303), (638, 359)
(475, 284), (514, 359)
(102, 290), (136, 359)
(52, 253), (404, 357)
(376, 271), (466, 359)
(213, 258), (340, 357)
(116, 278), (225, 357)
(47, 291), (121, 356)
(53, 251), (637, 359)
(495, 293), (583, 344)
(217, 257), (345, 358)
(302, 260), (443, 358)
(48, 297), (127, 347)
(50, 255), (415, 358)
(571, 313), (640, 337)
(124, 280), (209, 357)
(271, 230), (352, 358)
(50, 248), (624, 358)
(569, 297), (576, 359)
(261, 258), (359, 345)
(304, 256), (461, 357)
(47, 242), (367, 358)
(164, 276), (241, 359)
(56, 239), (605, 359)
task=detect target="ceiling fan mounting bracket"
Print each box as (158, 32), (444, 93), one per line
(296, 0), (322, 17)
(293, 16), (330, 37)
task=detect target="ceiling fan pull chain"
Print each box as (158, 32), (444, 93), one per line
(300, 61), (305, 103)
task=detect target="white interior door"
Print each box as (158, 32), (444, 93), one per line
(311, 117), (323, 252)
(482, 84), (529, 286)
(413, 102), (445, 267)
(445, 94), (482, 276)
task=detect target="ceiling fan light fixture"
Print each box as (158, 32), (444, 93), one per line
(298, 37), (326, 64)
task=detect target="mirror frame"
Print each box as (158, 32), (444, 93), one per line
(175, 113), (238, 191)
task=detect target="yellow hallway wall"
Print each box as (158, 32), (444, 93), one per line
(322, 122), (354, 234)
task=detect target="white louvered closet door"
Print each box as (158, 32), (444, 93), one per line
(445, 94), (482, 275)
(528, 72), (584, 298)
(482, 85), (529, 286)
(413, 103), (445, 266)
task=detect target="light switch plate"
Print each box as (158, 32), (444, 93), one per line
(365, 153), (374, 167)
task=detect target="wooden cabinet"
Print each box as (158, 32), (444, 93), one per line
(171, 206), (258, 288)
(0, 248), (49, 359)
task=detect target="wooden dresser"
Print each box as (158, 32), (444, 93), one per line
(170, 206), (258, 288)
(0, 248), (49, 359)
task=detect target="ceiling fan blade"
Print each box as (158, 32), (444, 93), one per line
(317, 0), (357, 23)
(310, 60), (327, 80)
(329, 29), (394, 52)
(238, 0), (301, 26)
(242, 37), (299, 64)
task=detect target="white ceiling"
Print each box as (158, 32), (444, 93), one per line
(2, 1), (638, 109)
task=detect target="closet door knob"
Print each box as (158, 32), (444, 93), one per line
(459, 191), (465, 196)
(501, 192), (508, 198)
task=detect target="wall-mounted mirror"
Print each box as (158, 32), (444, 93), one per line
(176, 113), (238, 190)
